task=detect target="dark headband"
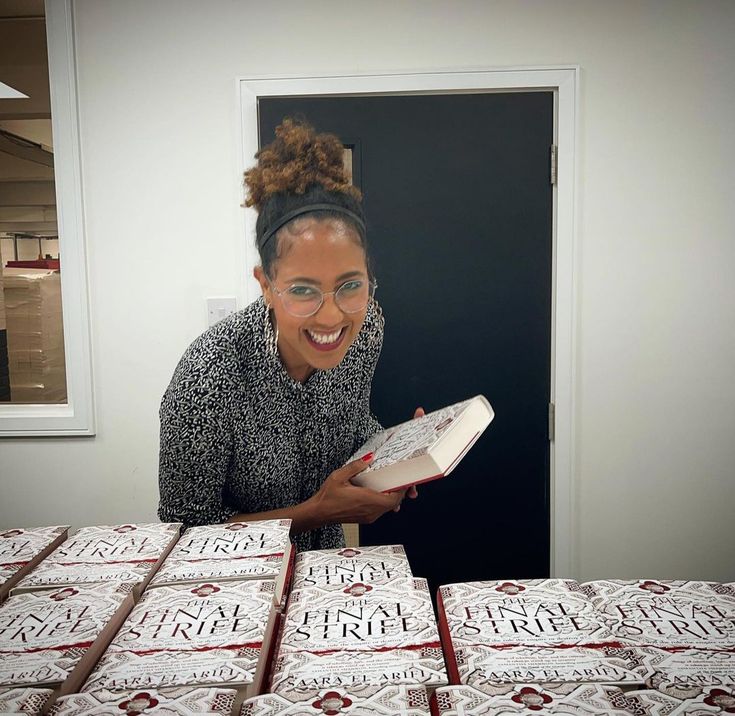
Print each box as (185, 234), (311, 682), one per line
(258, 203), (366, 250)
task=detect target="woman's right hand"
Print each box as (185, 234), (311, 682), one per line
(306, 456), (406, 526)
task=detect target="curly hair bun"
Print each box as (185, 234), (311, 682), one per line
(244, 118), (361, 211)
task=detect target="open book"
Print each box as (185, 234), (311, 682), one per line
(348, 395), (494, 493)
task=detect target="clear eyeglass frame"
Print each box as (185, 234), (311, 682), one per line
(268, 278), (378, 318)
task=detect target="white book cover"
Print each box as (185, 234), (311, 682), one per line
(0, 582), (132, 687)
(642, 648), (735, 696)
(580, 580), (735, 649)
(624, 687), (735, 715)
(0, 525), (69, 582)
(447, 645), (646, 691)
(49, 687), (237, 715)
(433, 683), (633, 715)
(87, 580), (276, 692)
(150, 520), (291, 588)
(270, 648), (448, 702)
(13, 524), (181, 591)
(291, 544), (412, 590)
(281, 576), (441, 654)
(580, 580), (733, 609)
(348, 396), (494, 492)
(240, 685), (431, 715)
(438, 580), (615, 649)
(710, 582), (735, 603)
(0, 687), (54, 715)
(272, 577), (447, 699)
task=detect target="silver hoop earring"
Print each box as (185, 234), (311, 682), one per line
(358, 297), (384, 348)
(264, 303), (279, 359)
(370, 297), (385, 336)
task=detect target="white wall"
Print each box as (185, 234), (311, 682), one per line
(0, 0), (733, 582)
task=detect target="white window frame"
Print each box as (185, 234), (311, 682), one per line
(238, 67), (579, 577)
(0, 0), (95, 437)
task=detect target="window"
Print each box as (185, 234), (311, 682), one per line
(0, 0), (94, 436)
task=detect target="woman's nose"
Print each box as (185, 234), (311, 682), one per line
(316, 291), (343, 322)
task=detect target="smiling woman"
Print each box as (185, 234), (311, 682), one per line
(158, 119), (413, 550)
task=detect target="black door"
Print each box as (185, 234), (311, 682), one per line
(259, 93), (553, 592)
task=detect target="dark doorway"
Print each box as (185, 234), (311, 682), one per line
(260, 93), (553, 592)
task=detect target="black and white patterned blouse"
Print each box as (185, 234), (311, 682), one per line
(158, 297), (384, 551)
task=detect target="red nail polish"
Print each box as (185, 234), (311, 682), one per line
(361, 452), (374, 462)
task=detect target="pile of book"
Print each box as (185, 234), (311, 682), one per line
(2, 521), (733, 715)
(0, 519), (293, 715)
(436, 577), (735, 714)
(239, 544), (447, 713)
(0, 522), (183, 715)
(0, 525), (69, 600)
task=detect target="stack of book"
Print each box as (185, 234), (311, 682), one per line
(435, 577), (735, 714)
(437, 579), (644, 692)
(80, 578), (279, 700)
(11, 523), (182, 596)
(3, 516), (732, 715)
(149, 520), (293, 609)
(0, 525), (69, 601)
(579, 578), (735, 697)
(0, 581), (135, 709)
(268, 545), (448, 709)
(63, 521), (296, 712)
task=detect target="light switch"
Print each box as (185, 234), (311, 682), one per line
(206, 297), (237, 327)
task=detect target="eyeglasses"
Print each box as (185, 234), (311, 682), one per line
(268, 278), (377, 317)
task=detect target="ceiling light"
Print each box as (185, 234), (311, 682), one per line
(0, 81), (29, 99)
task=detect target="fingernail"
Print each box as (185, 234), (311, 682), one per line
(361, 452), (374, 462)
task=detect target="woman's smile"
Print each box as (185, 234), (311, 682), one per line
(304, 325), (348, 351)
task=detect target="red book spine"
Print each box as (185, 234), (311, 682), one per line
(261, 611), (283, 694)
(280, 546), (296, 610)
(264, 611), (285, 693)
(436, 589), (461, 685)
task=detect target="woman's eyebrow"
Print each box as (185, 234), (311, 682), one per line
(284, 270), (366, 285)
(335, 270), (366, 282)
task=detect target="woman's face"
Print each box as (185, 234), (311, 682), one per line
(254, 217), (370, 382)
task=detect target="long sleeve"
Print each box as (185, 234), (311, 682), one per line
(158, 337), (239, 527)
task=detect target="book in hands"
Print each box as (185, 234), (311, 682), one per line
(348, 395), (494, 493)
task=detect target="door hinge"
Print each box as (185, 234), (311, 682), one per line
(550, 144), (558, 186)
(548, 402), (556, 442)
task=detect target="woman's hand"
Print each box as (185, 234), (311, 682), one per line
(305, 456), (407, 526)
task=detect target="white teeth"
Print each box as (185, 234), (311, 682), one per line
(308, 328), (342, 345)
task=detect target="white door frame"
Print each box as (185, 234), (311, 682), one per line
(237, 67), (580, 579)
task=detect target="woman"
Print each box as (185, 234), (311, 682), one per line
(158, 119), (417, 551)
